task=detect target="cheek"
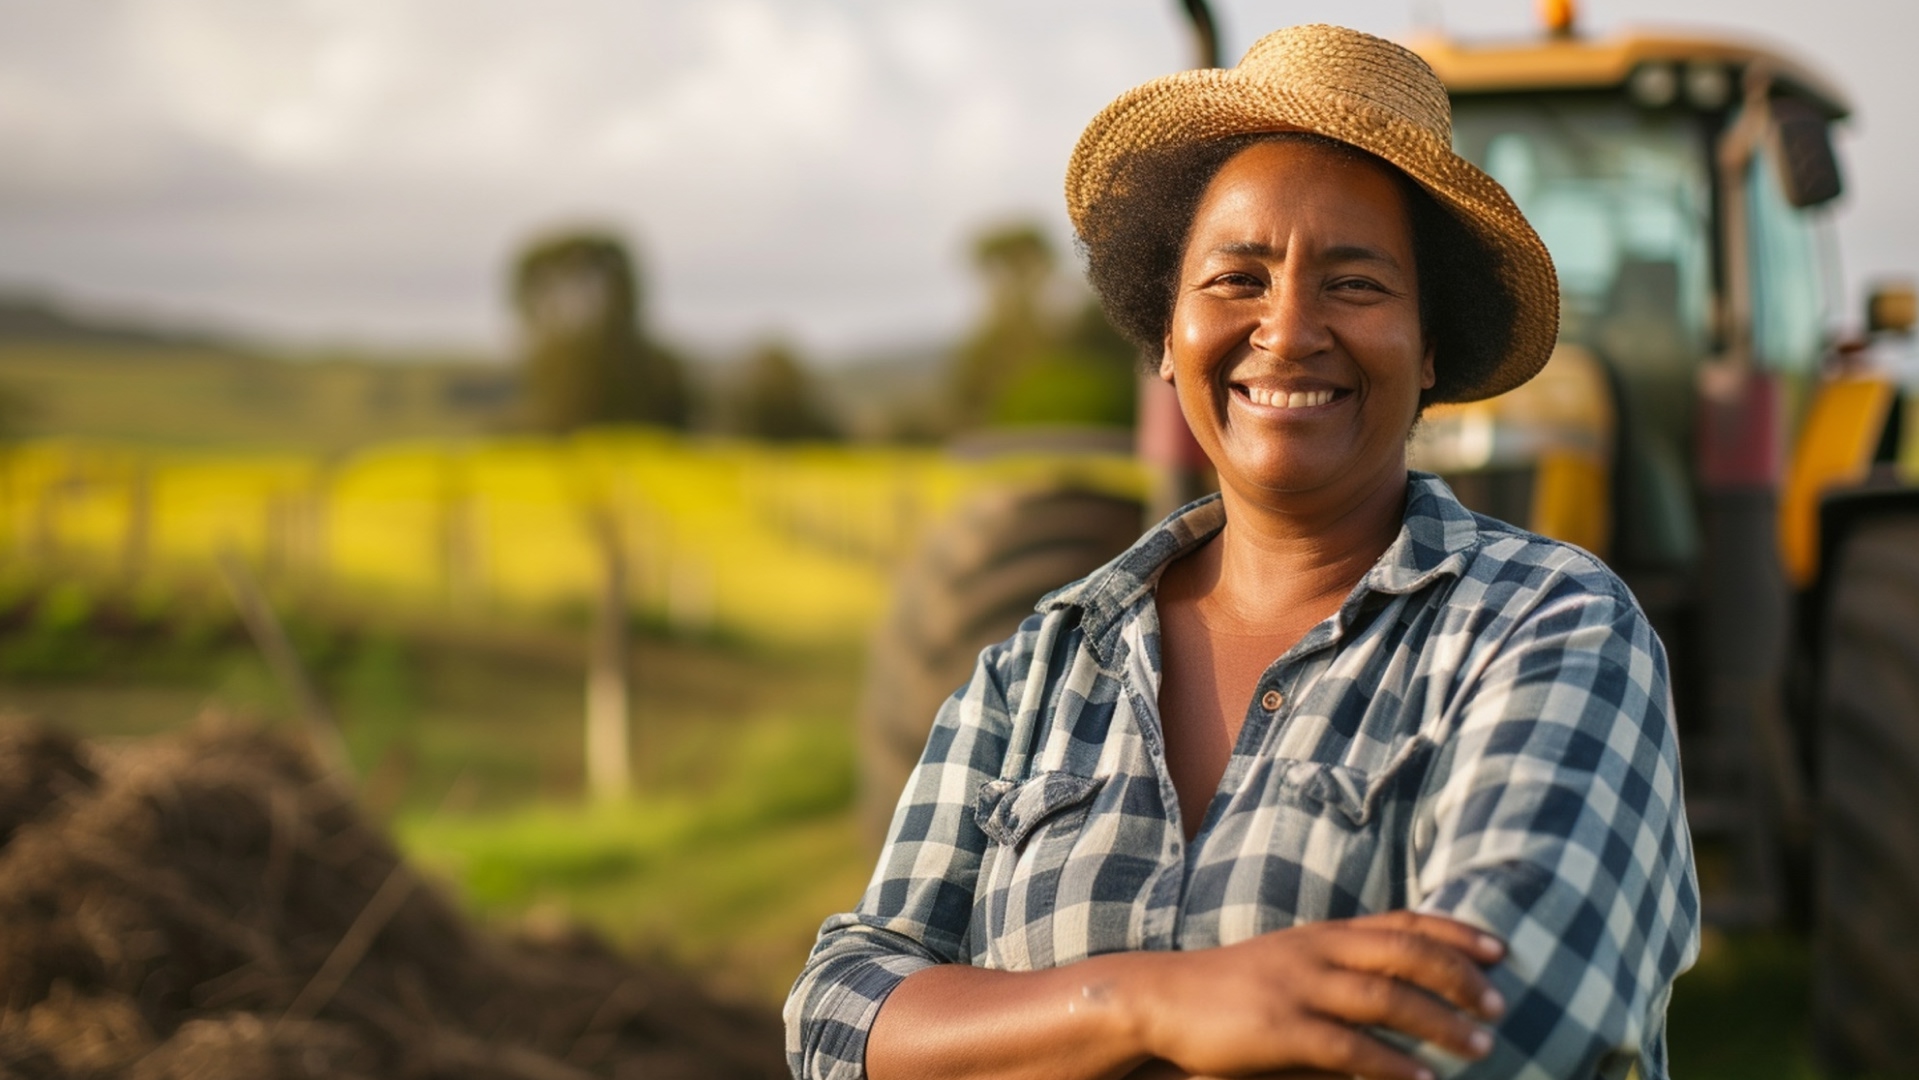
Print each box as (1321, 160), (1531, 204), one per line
(1351, 312), (1429, 392)
(1169, 298), (1244, 367)
(1169, 301), (1208, 356)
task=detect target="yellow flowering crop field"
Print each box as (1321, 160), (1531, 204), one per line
(0, 430), (1144, 644)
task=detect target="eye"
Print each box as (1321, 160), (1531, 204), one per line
(1207, 271), (1265, 292)
(1331, 276), (1384, 292)
(1329, 276), (1398, 300)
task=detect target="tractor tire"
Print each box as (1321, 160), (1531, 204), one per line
(1813, 511), (1919, 1075)
(858, 486), (1144, 845)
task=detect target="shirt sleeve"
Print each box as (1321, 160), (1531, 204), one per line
(782, 629), (1023, 1080)
(1411, 575), (1701, 1080)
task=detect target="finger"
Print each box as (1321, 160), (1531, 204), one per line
(1322, 926), (1503, 1020)
(1358, 910), (1507, 964)
(1309, 970), (1494, 1061)
(1289, 1016), (1437, 1080)
(1165, 1072), (1346, 1080)
(1173, 1073), (1346, 1080)
(1147, 1068), (1348, 1079)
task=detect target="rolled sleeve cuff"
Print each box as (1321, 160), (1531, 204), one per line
(1417, 862), (1661, 1080)
(786, 948), (939, 1080)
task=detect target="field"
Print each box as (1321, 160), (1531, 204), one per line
(0, 597), (872, 1007)
(1, 436), (1147, 648)
(0, 410), (1141, 1005)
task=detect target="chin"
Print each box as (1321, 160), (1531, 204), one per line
(1217, 447), (1406, 503)
(1222, 465), (1345, 499)
(1213, 444), (1335, 490)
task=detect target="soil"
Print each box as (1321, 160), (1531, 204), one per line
(0, 718), (789, 1080)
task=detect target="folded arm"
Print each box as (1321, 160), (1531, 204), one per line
(1410, 581), (1701, 1078)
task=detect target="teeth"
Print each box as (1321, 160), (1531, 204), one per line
(1245, 387), (1336, 409)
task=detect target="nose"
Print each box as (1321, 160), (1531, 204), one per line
(1248, 267), (1333, 361)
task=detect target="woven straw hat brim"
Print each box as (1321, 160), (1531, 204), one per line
(1066, 38), (1559, 403)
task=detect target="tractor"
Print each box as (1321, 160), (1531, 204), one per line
(858, 2), (1919, 1072)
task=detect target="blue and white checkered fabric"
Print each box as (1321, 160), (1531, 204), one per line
(786, 473), (1699, 1080)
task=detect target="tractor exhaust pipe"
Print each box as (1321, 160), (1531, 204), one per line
(1179, 0), (1222, 68)
(1137, 0), (1224, 524)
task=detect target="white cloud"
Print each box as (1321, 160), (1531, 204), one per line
(591, 2), (869, 172)
(0, 0), (1911, 355)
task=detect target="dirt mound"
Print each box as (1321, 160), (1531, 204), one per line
(0, 719), (788, 1080)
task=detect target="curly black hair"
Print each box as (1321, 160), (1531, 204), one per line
(1075, 132), (1515, 405)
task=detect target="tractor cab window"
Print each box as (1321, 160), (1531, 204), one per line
(1747, 136), (1834, 374)
(1452, 95), (1716, 381)
(1452, 94), (1716, 574)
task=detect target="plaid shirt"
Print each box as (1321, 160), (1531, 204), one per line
(787, 474), (1699, 1080)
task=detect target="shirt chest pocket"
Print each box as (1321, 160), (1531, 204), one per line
(969, 771), (1108, 970)
(1227, 736), (1436, 925)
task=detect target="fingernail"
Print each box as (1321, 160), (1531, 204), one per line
(1416, 1069), (1436, 1080)
(1477, 934), (1504, 956)
(1481, 987), (1505, 1017)
(1469, 1028), (1493, 1055)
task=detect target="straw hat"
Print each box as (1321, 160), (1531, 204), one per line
(1066, 24), (1558, 402)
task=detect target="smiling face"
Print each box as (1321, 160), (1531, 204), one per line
(1162, 138), (1434, 514)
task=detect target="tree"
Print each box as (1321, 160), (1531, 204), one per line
(0, 382), (31, 443)
(944, 222), (1137, 432)
(731, 340), (841, 441)
(947, 224), (1056, 428)
(512, 232), (688, 433)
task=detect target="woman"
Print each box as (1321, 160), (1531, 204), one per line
(788, 24), (1697, 1080)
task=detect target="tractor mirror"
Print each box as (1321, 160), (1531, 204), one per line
(1868, 282), (1917, 335)
(1769, 97), (1844, 208)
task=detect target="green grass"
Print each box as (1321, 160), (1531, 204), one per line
(1669, 930), (1821, 1078)
(397, 712), (870, 1003)
(384, 652), (875, 1005)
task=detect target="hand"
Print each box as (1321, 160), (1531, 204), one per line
(1124, 912), (1506, 1080)
(1128, 1072), (1423, 1080)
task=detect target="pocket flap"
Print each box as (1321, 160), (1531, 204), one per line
(973, 771), (1106, 848)
(1273, 736), (1434, 827)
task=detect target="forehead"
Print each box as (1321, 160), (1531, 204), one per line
(1187, 139), (1414, 250)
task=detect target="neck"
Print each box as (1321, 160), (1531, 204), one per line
(1194, 464), (1410, 634)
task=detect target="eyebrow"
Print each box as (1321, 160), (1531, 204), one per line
(1211, 240), (1403, 269)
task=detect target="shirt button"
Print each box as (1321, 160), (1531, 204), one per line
(1260, 689), (1285, 711)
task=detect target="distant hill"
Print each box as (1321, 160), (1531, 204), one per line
(0, 290), (967, 448)
(0, 292), (520, 451)
(816, 342), (948, 441)
(0, 292), (235, 350)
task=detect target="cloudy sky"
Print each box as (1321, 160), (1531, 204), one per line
(0, 0), (1913, 359)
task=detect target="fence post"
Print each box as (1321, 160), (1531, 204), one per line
(307, 464), (331, 593)
(584, 507), (631, 801)
(121, 461), (151, 583)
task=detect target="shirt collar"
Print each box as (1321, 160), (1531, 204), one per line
(1037, 472), (1482, 663)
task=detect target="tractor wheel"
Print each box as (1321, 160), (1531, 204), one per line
(1813, 510), (1919, 1075)
(858, 486), (1144, 845)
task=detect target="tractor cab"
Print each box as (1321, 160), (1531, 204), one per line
(1410, 24), (1849, 581)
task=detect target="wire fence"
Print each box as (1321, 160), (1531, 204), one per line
(0, 430), (1144, 645)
